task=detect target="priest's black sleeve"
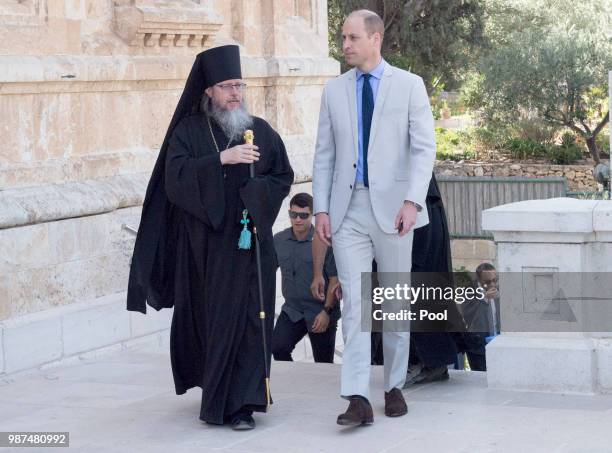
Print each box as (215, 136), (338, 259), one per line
(239, 129), (294, 244)
(165, 119), (225, 229)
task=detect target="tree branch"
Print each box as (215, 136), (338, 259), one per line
(566, 122), (587, 137)
(592, 111), (610, 137)
(383, 0), (399, 33)
(545, 110), (568, 126)
(543, 112), (568, 129)
(547, 110), (586, 137)
(580, 118), (592, 134)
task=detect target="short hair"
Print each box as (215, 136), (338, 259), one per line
(476, 262), (496, 277)
(348, 9), (384, 41)
(289, 193), (313, 212)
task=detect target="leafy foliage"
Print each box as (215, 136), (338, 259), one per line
(435, 128), (476, 161)
(547, 133), (583, 165)
(504, 138), (549, 160)
(463, 0), (612, 162)
(327, 0), (488, 90)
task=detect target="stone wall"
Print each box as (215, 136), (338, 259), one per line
(0, 179), (309, 374)
(0, 0), (339, 325)
(0, 1), (338, 191)
(435, 161), (600, 191)
(0, 175), (146, 320)
(450, 239), (496, 272)
(0, 0), (338, 374)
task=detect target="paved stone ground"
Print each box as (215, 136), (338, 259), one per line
(1, 344), (612, 453)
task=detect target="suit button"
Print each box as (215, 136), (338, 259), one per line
(350, 184), (353, 189)
(353, 163), (356, 168)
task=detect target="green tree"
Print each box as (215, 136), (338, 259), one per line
(465, 0), (611, 163)
(327, 0), (488, 90)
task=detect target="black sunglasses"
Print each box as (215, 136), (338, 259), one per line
(288, 211), (311, 220)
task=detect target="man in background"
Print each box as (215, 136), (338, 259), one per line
(459, 262), (500, 371)
(273, 193), (340, 363)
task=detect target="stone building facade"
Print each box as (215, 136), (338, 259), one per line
(0, 0), (338, 373)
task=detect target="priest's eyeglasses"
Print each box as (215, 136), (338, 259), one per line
(216, 82), (247, 92)
(288, 211), (311, 220)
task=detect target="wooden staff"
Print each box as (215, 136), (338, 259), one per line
(244, 129), (271, 406)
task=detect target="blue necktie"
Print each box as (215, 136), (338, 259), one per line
(362, 73), (374, 187)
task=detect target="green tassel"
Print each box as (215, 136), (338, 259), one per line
(238, 209), (252, 250)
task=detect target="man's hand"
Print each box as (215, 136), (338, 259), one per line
(312, 310), (330, 333)
(310, 274), (326, 301)
(394, 201), (418, 237)
(219, 144), (260, 165)
(485, 287), (499, 300)
(315, 212), (332, 246)
(331, 280), (342, 301)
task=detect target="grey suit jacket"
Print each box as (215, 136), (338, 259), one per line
(312, 63), (436, 234)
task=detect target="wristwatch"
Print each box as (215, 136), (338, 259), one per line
(323, 305), (333, 315)
(404, 200), (423, 212)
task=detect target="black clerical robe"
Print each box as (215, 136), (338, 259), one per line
(410, 174), (465, 367)
(161, 113), (293, 424)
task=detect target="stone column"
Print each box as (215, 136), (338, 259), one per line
(482, 198), (612, 393)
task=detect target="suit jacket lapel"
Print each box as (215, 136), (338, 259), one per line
(344, 69), (359, 160)
(368, 64), (393, 151)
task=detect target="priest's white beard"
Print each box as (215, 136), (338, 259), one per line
(202, 94), (253, 142)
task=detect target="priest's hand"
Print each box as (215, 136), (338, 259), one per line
(315, 212), (332, 246)
(312, 310), (330, 333)
(220, 144), (260, 165)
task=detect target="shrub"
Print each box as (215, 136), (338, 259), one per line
(510, 117), (558, 146)
(547, 146), (582, 165)
(435, 128), (476, 161)
(544, 133), (583, 164)
(470, 125), (512, 151)
(504, 137), (549, 160)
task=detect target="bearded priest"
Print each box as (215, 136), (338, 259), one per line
(127, 45), (294, 430)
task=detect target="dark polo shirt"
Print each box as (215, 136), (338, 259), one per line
(273, 225), (340, 329)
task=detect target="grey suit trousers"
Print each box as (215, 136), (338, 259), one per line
(332, 185), (413, 399)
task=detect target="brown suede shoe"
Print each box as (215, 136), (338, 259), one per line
(337, 396), (374, 426)
(384, 388), (408, 417)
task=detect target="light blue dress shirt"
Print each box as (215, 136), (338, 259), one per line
(355, 58), (386, 184)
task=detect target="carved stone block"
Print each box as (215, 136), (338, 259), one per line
(113, 0), (223, 48)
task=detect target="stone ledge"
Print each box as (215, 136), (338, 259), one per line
(0, 292), (173, 375)
(594, 202), (612, 241)
(482, 198), (612, 235)
(0, 173), (148, 229)
(0, 55), (193, 84)
(491, 231), (597, 244)
(0, 285), (300, 375)
(0, 55), (339, 86)
(487, 335), (597, 394)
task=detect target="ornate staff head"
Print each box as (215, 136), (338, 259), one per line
(244, 129), (254, 145)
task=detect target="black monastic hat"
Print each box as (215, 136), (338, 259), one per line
(200, 44), (242, 89)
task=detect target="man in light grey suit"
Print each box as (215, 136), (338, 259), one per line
(312, 9), (436, 426)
